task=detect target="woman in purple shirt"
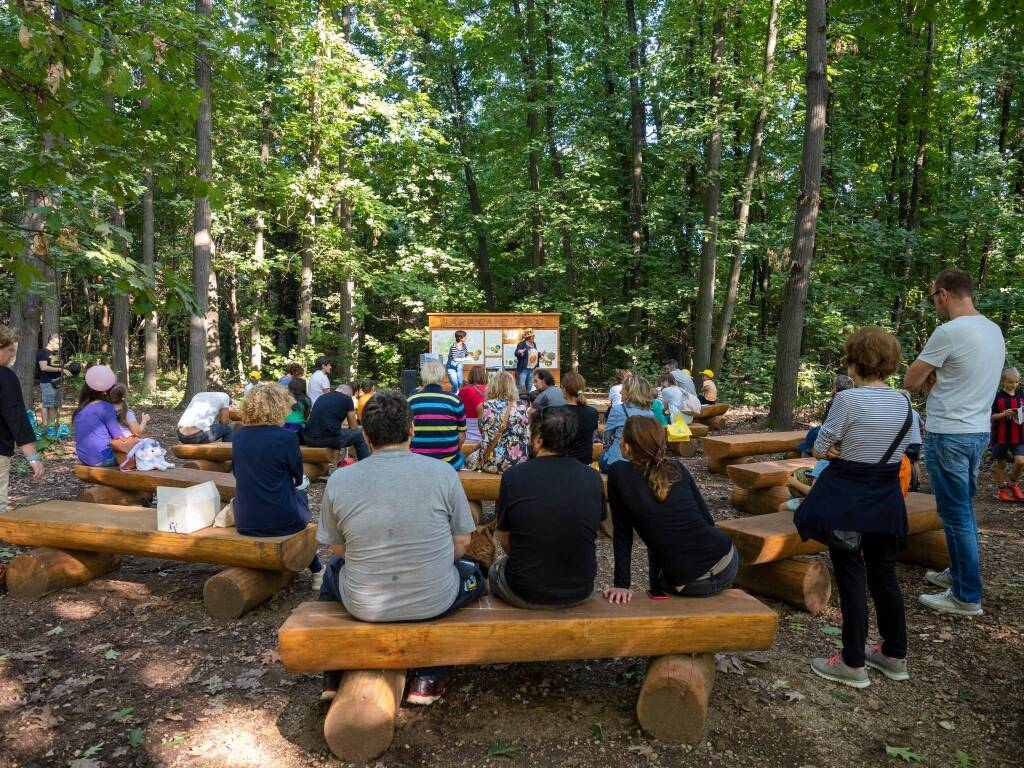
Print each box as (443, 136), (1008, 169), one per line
(73, 365), (122, 467)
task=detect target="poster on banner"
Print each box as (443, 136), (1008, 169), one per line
(430, 330), (484, 363)
(502, 344), (519, 369)
(485, 330), (504, 357)
(427, 313), (561, 384)
(532, 330), (558, 369)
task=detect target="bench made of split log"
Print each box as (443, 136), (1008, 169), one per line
(717, 492), (940, 565)
(730, 486), (793, 516)
(75, 465), (238, 502)
(172, 443), (339, 465)
(0, 502), (317, 617)
(596, 422), (710, 440)
(458, 470), (608, 501)
(278, 591), (777, 761)
(703, 431), (806, 474)
(727, 457), (817, 490)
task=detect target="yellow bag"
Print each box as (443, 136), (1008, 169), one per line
(666, 412), (692, 443)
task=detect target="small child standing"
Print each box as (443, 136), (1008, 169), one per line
(991, 366), (1024, 502)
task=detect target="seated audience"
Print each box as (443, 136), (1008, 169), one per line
(607, 368), (630, 409)
(657, 373), (701, 424)
(177, 390), (233, 444)
(409, 360), (466, 467)
(73, 365), (122, 466)
(604, 416), (738, 602)
(490, 406), (605, 608)
(232, 384), (322, 588)
(243, 369), (261, 395)
(796, 374), (855, 456)
(699, 369), (718, 404)
(284, 377), (311, 436)
(108, 383), (150, 437)
(464, 372), (530, 473)
(562, 372), (599, 465)
(308, 356), (332, 404)
(317, 389), (482, 704)
(303, 384), (369, 460)
(458, 366), (488, 443)
(357, 377), (376, 421)
(664, 359), (697, 395)
(601, 375), (659, 470)
(278, 363), (304, 386)
(531, 369), (566, 409)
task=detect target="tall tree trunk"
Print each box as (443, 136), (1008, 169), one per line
(186, 0), (214, 401)
(542, 8), (578, 369)
(110, 203), (130, 383)
(251, 32), (275, 371)
(142, 167), (158, 393)
(512, 0), (545, 292)
(625, 0), (647, 342)
(693, 7), (727, 372)
(11, 188), (48, 405)
(336, 3), (356, 379)
(206, 262), (222, 375)
(979, 77), (1014, 291)
(768, 0), (828, 428)
(228, 265), (243, 377)
(41, 263), (59, 341)
(298, 7), (325, 351)
(711, 0), (779, 373)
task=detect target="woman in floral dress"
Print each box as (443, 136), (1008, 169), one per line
(464, 371), (530, 473)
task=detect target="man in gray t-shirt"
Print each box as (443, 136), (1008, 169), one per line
(664, 358), (697, 395)
(316, 389), (482, 705)
(905, 268), (1004, 617)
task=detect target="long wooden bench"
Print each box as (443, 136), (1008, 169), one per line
(730, 486), (793, 515)
(692, 403), (730, 430)
(727, 457), (816, 490)
(703, 431), (806, 474)
(0, 501), (317, 618)
(171, 443), (338, 479)
(278, 591), (778, 761)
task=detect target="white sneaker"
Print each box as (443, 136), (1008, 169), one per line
(925, 568), (952, 589)
(311, 571), (324, 592)
(918, 588), (982, 617)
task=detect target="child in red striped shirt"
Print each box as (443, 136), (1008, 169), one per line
(991, 366), (1024, 502)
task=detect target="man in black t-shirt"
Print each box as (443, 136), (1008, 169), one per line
(37, 333), (70, 427)
(490, 406), (606, 608)
(303, 385), (370, 460)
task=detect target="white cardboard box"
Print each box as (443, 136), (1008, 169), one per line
(156, 481), (220, 534)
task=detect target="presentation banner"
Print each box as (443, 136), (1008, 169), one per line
(427, 313), (561, 384)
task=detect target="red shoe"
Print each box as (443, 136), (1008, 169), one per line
(997, 486), (1016, 502)
(335, 457), (356, 468)
(1008, 481), (1024, 501)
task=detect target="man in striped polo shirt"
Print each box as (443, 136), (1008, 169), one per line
(409, 360), (466, 467)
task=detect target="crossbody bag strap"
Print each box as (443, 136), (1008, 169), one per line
(481, 402), (514, 463)
(880, 395), (913, 465)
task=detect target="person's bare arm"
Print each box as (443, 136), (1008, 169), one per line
(904, 359), (936, 394)
(787, 475), (811, 496)
(18, 442), (44, 480)
(330, 544), (346, 558)
(346, 410), (358, 429)
(127, 417), (148, 437)
(217, 407), (231, 425)
(453, 534), (470, 560)
(476, 403), (484, 421)
(993, 409), (1014, 422)
(498, 530), (511, 553)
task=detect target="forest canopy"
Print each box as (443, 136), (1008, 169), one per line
(2, 0), (1021, 423)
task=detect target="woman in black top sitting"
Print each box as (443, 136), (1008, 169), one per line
(603, 416), (737, 603)
(561, 371), (599, 465)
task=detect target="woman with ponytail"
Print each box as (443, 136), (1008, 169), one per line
(603, 416), (737, 603)
(561, 372), (599, 465)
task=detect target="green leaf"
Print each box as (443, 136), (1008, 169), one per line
(885, 745), (922, 762)
(82, 741), (105, 758)
(819, 626), (842, 635)
(127, 729), (144, 747)
(591, 722), (604, 741)
(165, 732), (187, 747)
(954, 749), (972, 767)
(488, 742), (521, 757)
(46, 625), (64, 636)
(957, 689), (973, 702)
(104, 649), (120, 660)
(88, 48), (104, 76)
(111, 707), (134, 722)
(832, 691), (852, 703)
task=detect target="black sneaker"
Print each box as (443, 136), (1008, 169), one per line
(405, 674), (447, 706)
(320, 671), (341, 702)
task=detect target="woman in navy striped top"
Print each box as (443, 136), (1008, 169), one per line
(410, 360), (467, 467)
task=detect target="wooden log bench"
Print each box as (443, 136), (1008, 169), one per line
(0, 501), (317, 618)
(692, 403), (730, 431)
(730, 486), (793, 516)
(172, 443), (339, 481)
(727, 457), (817, 490)
(718, 493), (943, 613)
(278, 591), (778, 761)
(75, 465), (238, 504)
(703, 431), (806, 475)
(458, 470), (608, 501)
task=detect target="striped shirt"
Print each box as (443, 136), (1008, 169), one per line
(814, 387), (921, 464)
(447, 342), (467, 368)
(409, 384), (466, 464)
(992, 391), (1024, 445)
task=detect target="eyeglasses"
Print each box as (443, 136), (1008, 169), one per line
(928, 289), (942, 301)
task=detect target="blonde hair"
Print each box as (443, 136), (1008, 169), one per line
(486, 371), (518, 402)
(420, 359), (448, 386)
(622, 375), (656, 409)
(0, 325), (18, 350)
(240, 383), (293, 426)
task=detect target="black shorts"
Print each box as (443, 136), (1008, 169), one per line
(991, 443), (1024, 460)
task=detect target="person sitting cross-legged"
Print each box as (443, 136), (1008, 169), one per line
(232, 384), (322, 589)
(302, 384), (370, 460)
(603, 416), (738, 604)
(316, 389), (483, 705)
(489, 406), (606, 608)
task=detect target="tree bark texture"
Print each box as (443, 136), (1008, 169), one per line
(298, 7), (325, 352)
(512, 0), (545, 292)
(187, 0), (214, 401)
(251, 35), (276, 371)
(110, 203), (130, 384)
(768, 0), (828, 429)
(711, 0), (779, 374)
(142, 167), (158, 393)
(337, 4), (357, 379)
(625, 0), (647, 342)
(693, 9), (727, 373)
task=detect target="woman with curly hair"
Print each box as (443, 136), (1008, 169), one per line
(232, 383), (323, 589)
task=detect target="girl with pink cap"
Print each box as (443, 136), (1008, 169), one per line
(72, 364), (124, 467)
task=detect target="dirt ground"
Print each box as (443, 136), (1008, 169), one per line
(1, 402), (1022, 768)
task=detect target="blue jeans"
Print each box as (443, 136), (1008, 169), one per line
(923, 431), (989, 604)
(446, 365), (463, 395)
(177, 423), (233, 444)
(516, 368), (532, 395)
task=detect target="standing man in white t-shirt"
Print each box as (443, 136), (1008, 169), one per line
(308, 356), (332, 405)
(904, 268), (1004, 617)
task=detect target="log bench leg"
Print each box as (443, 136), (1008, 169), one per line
(203, 567), (296, 620)
(731, 487), (792, 516)
(897, 529), (949, 570)
(703, 415), (725, 431)
(706, 456), (751, 475)
(668, 440), (698, 458)
(734, 558), (832, 614)
(636, 653), (715, 743)
(7, 548), (122, 599)
(182, 459), (231, 473)
(324, 669), (407, 762)
(76, 486), (152, 506)
(303, 462), (328, 482)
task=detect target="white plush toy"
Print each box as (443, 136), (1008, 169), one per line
(132, 439), (175, 471)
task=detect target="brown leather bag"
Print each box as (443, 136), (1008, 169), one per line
(481, 402), (514, 464)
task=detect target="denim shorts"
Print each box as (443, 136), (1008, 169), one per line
(40, 382), (61, 408)
(991, 443), (1024, 461)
